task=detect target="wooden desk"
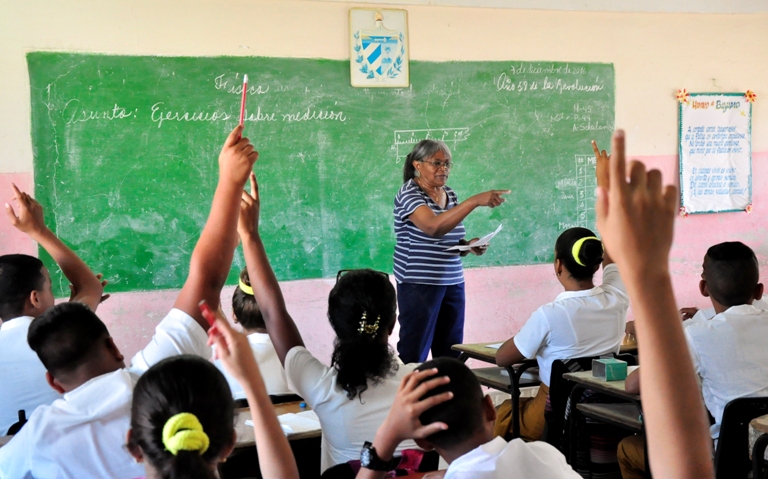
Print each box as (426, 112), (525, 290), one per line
(562, 370), (641, 402)
(749, 414), (768, 460)
(576, 403), (643, 433)
(0, 434), (12, 448)
(472, 366), (540, 392)
(452, 341), (638, 361)
(234, 401), (321, 448)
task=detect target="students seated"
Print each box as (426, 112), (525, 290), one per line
(236, 172), (418, 473)
(0, 184), (105, 435)
(357, 129), (713, 479)
(0, 125), (258, 478)
(618, 241), (768, 478)
(213, 267), (292, 398)
(494, 227), (628, 440)
(128, 313), (299, 479)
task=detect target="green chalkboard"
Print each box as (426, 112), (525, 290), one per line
(27, 53), (614, 294)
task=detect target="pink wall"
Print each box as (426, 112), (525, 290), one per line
(3, 152), (767, 363)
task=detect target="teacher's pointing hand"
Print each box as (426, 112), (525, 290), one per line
(470, 190), (511, 208)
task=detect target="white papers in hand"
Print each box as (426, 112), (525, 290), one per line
(446, 224), (503, 251)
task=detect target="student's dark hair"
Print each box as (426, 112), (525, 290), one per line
(555, 227), (603, 281)
(27, 302), (109, 378)
(129, 355), (235, 479)
(416, 358), (484, 449)
(231, 267), (264, 330)
(705, 241), (760, 307)
(402, 139), (452, 183)
(0, 254), (45, 321)
(328, 269), (398, 400)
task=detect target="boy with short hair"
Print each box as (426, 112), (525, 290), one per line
(0, 184), (105, 435)
(0, 125), (258, 479)
(618, 242), (768, 478)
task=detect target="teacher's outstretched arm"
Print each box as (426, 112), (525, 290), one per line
(409, 189), (510, 238)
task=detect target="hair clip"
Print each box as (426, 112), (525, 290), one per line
(358, 312), (380, 336)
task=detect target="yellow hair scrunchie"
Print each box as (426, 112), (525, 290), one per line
(162, 413), (210, 456)
(571, 236), (602, 267)
(238, 279), (254, 296)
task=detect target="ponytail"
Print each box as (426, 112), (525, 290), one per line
(328, 270), (398, 399)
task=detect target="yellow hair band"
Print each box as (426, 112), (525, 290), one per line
(571, 236), (602, 267)
(238, 279), (254, 296)
(162, 412), (210, 456)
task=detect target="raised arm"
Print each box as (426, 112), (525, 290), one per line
(208, 311), (299, 479)
(408, 190), (510, 238)
(595, 131), (713, 479)
(238, 172), (304, 364)
(174, 125), (258, 331)
(592, 140), (614, 267)
(5, 184), (104, 311)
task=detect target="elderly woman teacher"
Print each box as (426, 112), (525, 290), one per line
(393, 139), (510, 363)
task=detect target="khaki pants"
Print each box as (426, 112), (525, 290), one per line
(493, 383), (549, 441)
(617, 434), (645, 479)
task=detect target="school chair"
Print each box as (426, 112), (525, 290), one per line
(544, 356), (600, 451)
(6, 410), (27, 435)
(714, 397), (768, 479)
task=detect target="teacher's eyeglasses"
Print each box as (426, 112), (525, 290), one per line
(336, 269), (389, 283)
(419, 159), (454, 170)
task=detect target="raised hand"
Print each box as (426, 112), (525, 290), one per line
(5, 184), (46, 235)
(470, 190), (510, 209)
(219, 125), (259, 187)
(592, 140), (610, 189)
(206, 306), (261, 385)
(595, 131), (678, 278)
(237, 172), (260, 240)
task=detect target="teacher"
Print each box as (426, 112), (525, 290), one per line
(393, 139), (509, 363)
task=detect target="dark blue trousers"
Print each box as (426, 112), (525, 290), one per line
(396, 282), (465, 364)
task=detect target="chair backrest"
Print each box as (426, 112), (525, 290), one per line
(714, 396), (768, 479)
(544, 356), (599, 450)
(6, 410), (27, 436)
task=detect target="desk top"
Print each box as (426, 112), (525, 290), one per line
(472, 366), (540, 392)
(577, 403), (643, 432)
(563, 370), (641, 402)
(0, 434), (11, 448)
(234, 401), (321, 448)
(453, 342), (638, 364)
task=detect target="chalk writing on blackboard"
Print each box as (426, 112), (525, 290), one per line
(392, 128), (470, 162)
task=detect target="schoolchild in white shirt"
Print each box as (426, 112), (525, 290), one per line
(495, 227), (628, 441)
(357, 129), (714, 479)
(127, 309), (300, 479)
(236, 172), (419, 474)
(0, 184), (105, 435)
(619, 241), (768, 479)
(0, 125), (259, 479)
(214, 266), (292, 398)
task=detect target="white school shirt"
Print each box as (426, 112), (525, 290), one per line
(683, 298), (768, 327)
(215, 332), (293, 398)
(0, 316), (62, 435)
(284, 346), (419, 473)
(513, 263), (629, 386)
(444, 436), (581, 479)
(0, 308), (210, 479)
(684, 304), (768, 440)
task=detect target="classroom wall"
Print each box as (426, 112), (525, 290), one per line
(1, 0), (767, 362)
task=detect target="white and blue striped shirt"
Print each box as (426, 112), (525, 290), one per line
(393, 179), (466, 286)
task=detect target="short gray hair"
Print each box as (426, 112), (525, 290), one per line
(402, 140), (452, 183)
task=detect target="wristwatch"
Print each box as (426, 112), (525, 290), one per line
(360, 441), (400, 471)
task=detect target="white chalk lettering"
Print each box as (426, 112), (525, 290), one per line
(150, 102), (232, 128)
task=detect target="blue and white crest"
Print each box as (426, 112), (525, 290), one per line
(353, 14), (405, 81)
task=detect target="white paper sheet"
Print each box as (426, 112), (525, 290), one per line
(446, 224), (503, 251)
(246, 410), (321, 436)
